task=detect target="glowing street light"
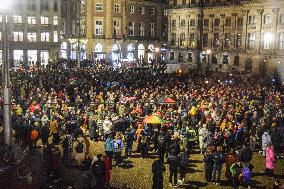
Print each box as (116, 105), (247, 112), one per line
(0, 0), (13, 146)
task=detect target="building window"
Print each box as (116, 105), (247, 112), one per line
(180, 33), (186, 46)
(40, 0), (49, 11)
(150, 8), (155, 15)
(264, 14), (272, 24)
(130, 5), (135, 13)
(236, 33), (242, 48)
(279, 33), (284, 49)
(213, 33), (220, 47)
(139, 22), (144, 37)
(223, 53), (229, 64)
(280, 14), (284, 24)
(189, 33), (195, 42)
(95, 20), (103, 35)
(13, 15), (22, 24)
(248, 16), (256, 24)
(140, 7), (145, 14)
(237, 17), (243, 27)
(203, 19), (209, 27)
(41, 16), (49, 25)
(96, 3), (103, 11)
(128, 22), (134, 36)
(225, 33), (231, 48)
(113, 20), (120, 36)
(171, 33), (176, 45)
(214, 18), (220, 27)
(150, 23), (154, 37)
(27, 32), (37, 42)
(0, 32), (1, 41)
(28, 0), (36, 10)
(188, 52), (192, 62)
(54, 0), (58, 12)
(234, 55), (240, 66)
(203, 33), (208, 47)
(263, 32), (272, 49)
(53, 16), (58, 25)
(172, 20), (176, 28)
(72, 20), (76, 35)
(190, 19), (195, 27)
(114, 4), (120, 12)
(248, 32), (255, 49)
(13, 32), (24, 41)
(0, 15), (2, 22)
(164, 9), (168, 16)
(28, 16), (36, 25)
(225, 18), (231, 26)
(181, 19), (186, 27)
(54, 31), (58, 42)
(41, 32), (50, 42)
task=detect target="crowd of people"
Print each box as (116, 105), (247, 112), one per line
(0, 60), (284, 189)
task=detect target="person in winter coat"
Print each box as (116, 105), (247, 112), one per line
(178, 152), (189, 184)
(92, 154), (106, 189)
(52, 146), (62, 182)
(238, 144), (253, 166)
(152, 160), (166, 189)
(113, 133), (124, 166)
(124, 127), (135, 158)
(157, 131), (167, 163)
(73, 135), (86, 166)
(204, 148), (214, 182)
(139, 135), (148, 158)
(41, 124), (50, 147)
(198, 124), (208, 154)
(211, 146), (225, 185)
(266, 144), (276, 177)
(104, 134), (114, 169)
(62, 133), (74, 166)
(103, 117), (112, 140)
(225, 148), (238, 182)
(50, 118), (60, 144)
(230, 161), (243, 189)
(103, 155), (111, 189)
(168, 136), (181, 187)
(262, 130), (272, 156)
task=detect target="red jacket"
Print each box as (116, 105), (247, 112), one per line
(103, 156), (110, 182)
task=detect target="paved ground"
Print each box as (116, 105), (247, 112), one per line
(62, 141), (284, 189)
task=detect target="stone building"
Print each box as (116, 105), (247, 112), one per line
(168, 0), (284, 74)
(61, 0), (168, 65)
(0, 0), (61, 66)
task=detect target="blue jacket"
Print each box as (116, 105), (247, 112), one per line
(105, 138), (114, 152)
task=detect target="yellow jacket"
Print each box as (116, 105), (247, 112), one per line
(50, 120), (59, 134)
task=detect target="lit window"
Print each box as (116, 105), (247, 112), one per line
(128, 22), (134, 36)
(13, 15), (22, 24)
(263, 32), (273, 49)
(163, 9), (168, 16)
(264, 15), (272, 24)
(27, 33), (37, 42)
(13, 32), (24, 41)
(41, 32), (50, 42)
(95, 20), (103, 35)
(28, 16), (36, 25)
(248, 32), (255, 49)
(150, 23), (154, 37)
(280, 14), (284, 24)
(41, 16), (49, 25)
(53, 16), (58, 25)
(279, 33), (284, 49)
(54, 31), (58, 42)
(139, 22), (144, 36)
(248, 16), (256, 24)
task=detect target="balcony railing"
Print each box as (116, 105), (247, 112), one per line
(93, 34), (105, 39)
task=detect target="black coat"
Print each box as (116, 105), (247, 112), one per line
(152, 160), (166, 189)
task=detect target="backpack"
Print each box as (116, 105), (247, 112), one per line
(242, 167), (251, 183)
(31, 129), (39, 140)
(75, 140), (84, 153)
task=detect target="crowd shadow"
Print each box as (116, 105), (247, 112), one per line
(178, 180), (208, 188)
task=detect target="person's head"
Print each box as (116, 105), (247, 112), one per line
(97, 154), (103, 160)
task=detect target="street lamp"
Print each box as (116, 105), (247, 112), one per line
(0, 0), (13, 146)
(206, 49), (211, 68)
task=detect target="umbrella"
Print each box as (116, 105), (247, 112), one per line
(159, 98), (175, 104)
(143, 115), (164, 124)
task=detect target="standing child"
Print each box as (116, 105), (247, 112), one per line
(266, 144), (276, 177)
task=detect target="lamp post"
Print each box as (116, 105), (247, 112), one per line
(1, 0), (12, 146)
(206, 49), (211, 68)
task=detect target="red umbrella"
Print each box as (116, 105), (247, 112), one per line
(162, 98), (175, 104)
